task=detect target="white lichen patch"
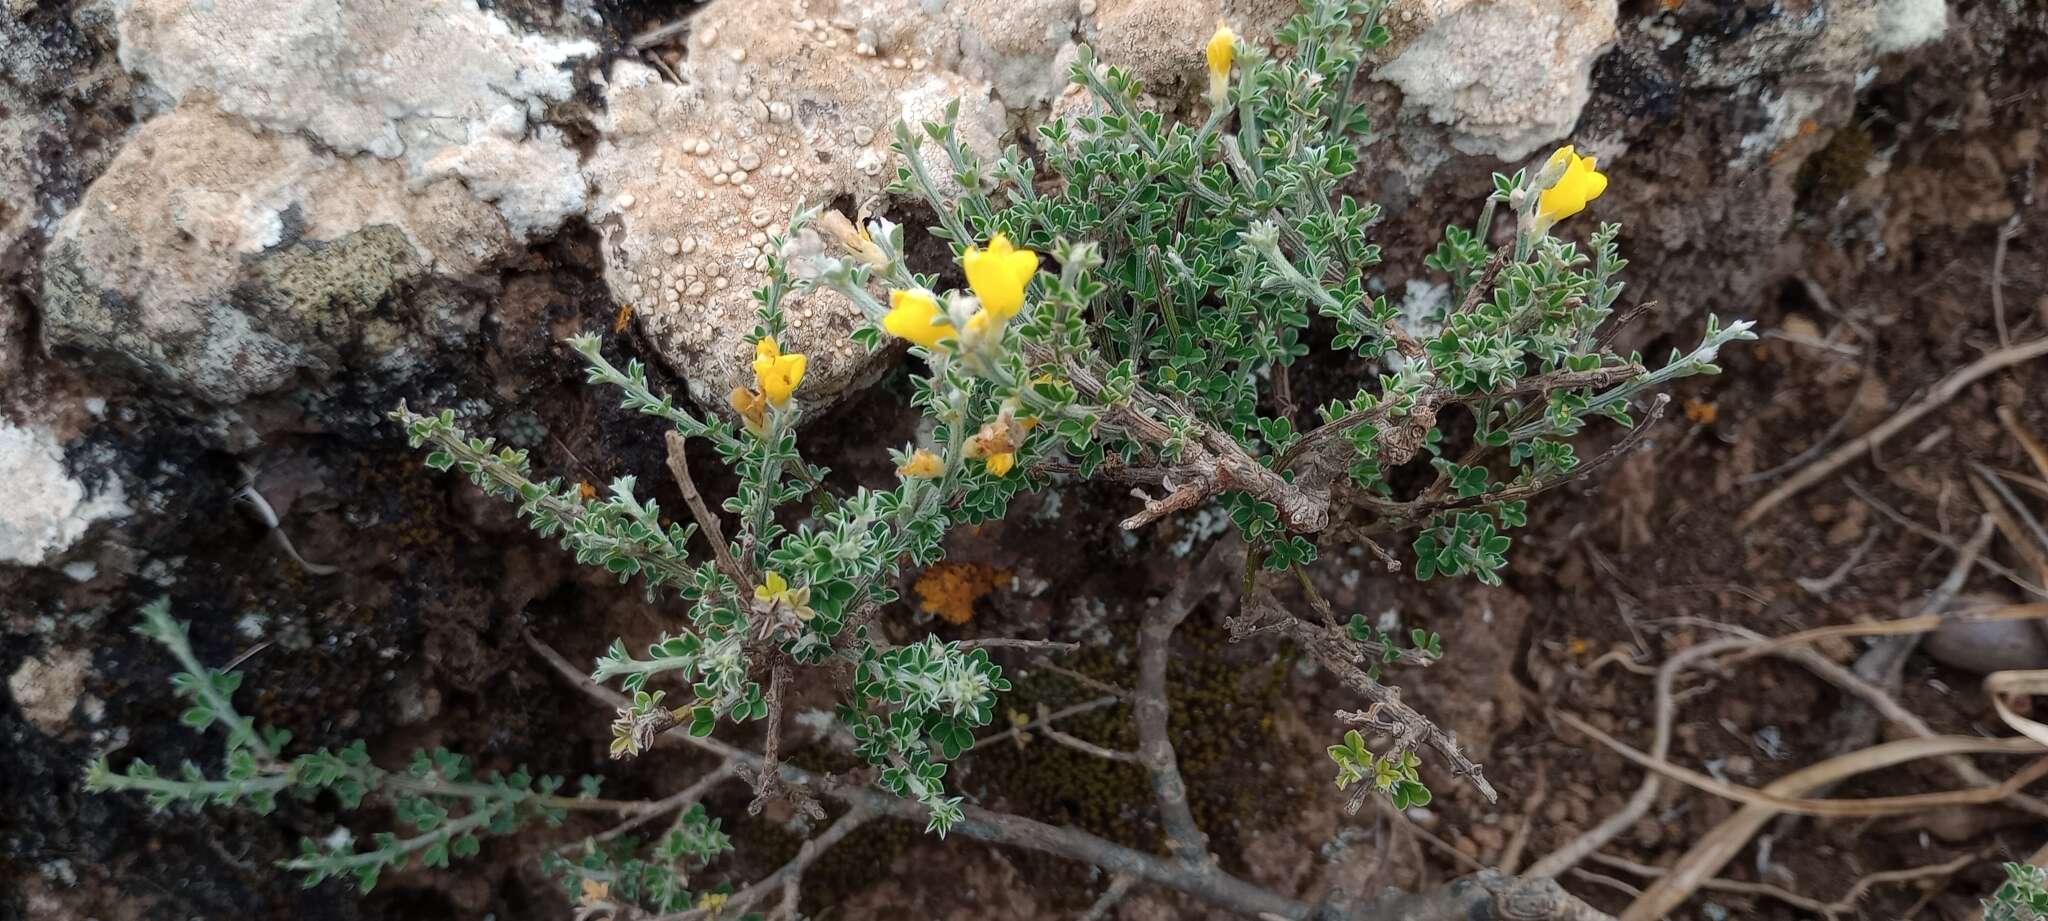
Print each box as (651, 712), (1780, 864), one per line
(0, 423), (129, 568)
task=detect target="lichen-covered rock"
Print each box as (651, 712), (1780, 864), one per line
(0, 421), (128, 568)
(116, 0), (594, 239)
(1375, 0), (1619, 161)
(40, 102), (507, 404)
(584, 3), (1006, 409)
(1089, 0), (1221, 94)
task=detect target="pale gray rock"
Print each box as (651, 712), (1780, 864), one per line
(40, 103), (508, 404)
(1375, 0), (1619, 161)
(116, 0), (594, 239)
(584, 1), (1006, 409)
(0, 421), (128, 567)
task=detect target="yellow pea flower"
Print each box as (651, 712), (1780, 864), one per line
(884, 288), (957, 351)
(960, 233), (1038, 321)
(983, 451), (1016, 477)
(1535, 145), (1608, 228)
(754, 571), (815, 621)
(1206, 22), (1236, 106)
(754, 571), (789, 603)
(898, 449), (945, 479)
(752, 336), (806, 406)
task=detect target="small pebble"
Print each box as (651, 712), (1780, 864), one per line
(738, 151), (761, 171)
(617, 193), (636, 209)
(662, 237), (681, 255)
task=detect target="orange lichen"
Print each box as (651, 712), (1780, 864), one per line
(913, 562), (1009, 625)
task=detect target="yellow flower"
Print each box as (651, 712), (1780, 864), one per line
(754, 571), (814, 622)
(884, 288), (956, 351)
(984, 451), (1015, 477)
(1536, 145), (1608, 228)
(752, 336), (806, 406)
(960, 233), (1038, 321)
(754, 570), (790, 603)
(1206, 22), (1236, 78)
(1206, 22), (1236, 105)
(897, 449), (945, 479)
(728, 385), (767, 434)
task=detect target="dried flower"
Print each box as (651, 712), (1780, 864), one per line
(752, 336), (807, 406)
(728, 385), (768, 434)
(960, 233), (1039, 321)
(898, 449), (945, 479)
(1536, 145), (1607, 229)
(884, 288), (956, 351)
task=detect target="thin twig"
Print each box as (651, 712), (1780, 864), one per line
(969, 696), (1121, 753)
(1739, 335), (2048, 526)
(1529, 637), (1753, 878)
(1993, 216), (2021, 348)
(665, 430), (750, 590)
(1081, 874), (1138, 921)
(1844, 478), (2047, 596)
(573, 761), (741, 853)
(648, 807), (871, 921)
(1136, 545), (1228, 868)
(1595, 850), (1980, 919)
(957, 637), (1081, 653)
(1558, 714), (2048, 817)
(1038, 708), (1140, 763)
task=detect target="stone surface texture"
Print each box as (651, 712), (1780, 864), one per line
(40, 102), (505, 404)
(583, 2), (1009, 409)
(116, 0), (594, 238)
(1375, 0), (1619, 161)
(0, 420), (128, 567)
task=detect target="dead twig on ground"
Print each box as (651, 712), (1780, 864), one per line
(969, 696), (1121, 753)
(1592, 850), (1980, 920)
(1993, 216), (2022, 348)
(1560, 713), (2048, 817)
(1530, 637), (1755, 878)
(1617, 733), (2047, 921)
(1739, 335), (2048, 526)
(1843, 479), (2047, 596)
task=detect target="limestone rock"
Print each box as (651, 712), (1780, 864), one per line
(1090, 0), (1221, 95)
(584, 2), (1006, 409)
(1375, 0), (1619, 161)
(0, 421), (128, 568)
(116, 0), (594, 239)
(40, 102), (508, 404)
(956, 0), (1083, 108)
(9, 646), (91, 735)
